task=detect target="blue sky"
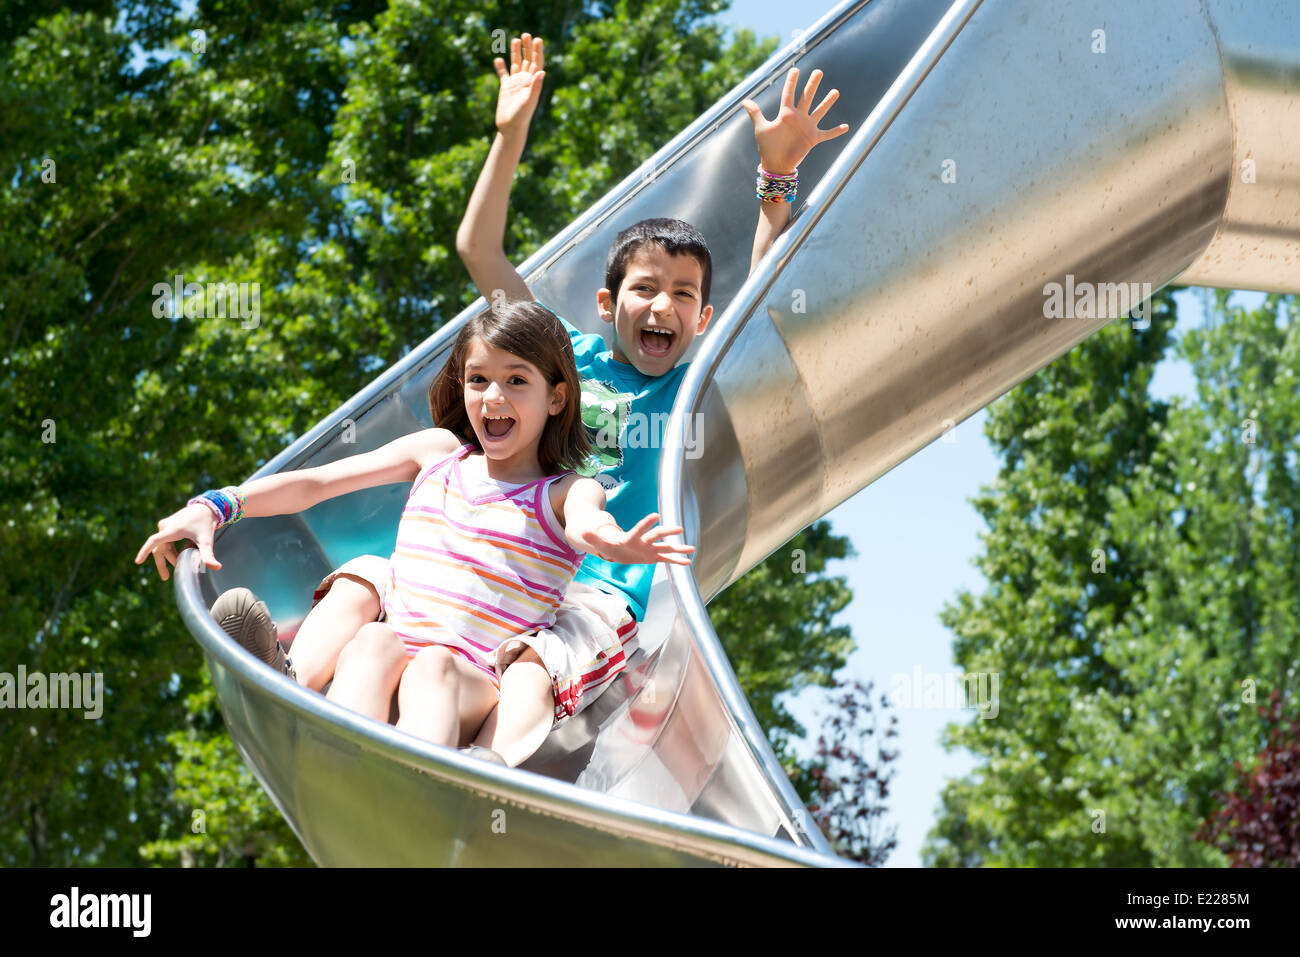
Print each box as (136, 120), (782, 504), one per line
(709, 0), (1267, 866)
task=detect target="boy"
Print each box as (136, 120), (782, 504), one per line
(206, 33), (849, 766)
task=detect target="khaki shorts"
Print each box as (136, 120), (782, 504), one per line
(313, 557), (638, 727)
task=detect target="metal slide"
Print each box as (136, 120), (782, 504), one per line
(174, 0), (1300, 866)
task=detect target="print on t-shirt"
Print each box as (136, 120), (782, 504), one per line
(578, 378), (633, 490)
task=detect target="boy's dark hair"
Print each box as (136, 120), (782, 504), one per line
(605, 218), (712, 308)
(428, 301), (593, 474)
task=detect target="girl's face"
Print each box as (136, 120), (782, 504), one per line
(462, 337), (567, 471)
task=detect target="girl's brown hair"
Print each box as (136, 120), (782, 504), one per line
(427, 300), (592, 475)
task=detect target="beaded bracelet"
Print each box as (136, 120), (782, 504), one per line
(188, 486), (246, 529)
(756, 164), (799, 204)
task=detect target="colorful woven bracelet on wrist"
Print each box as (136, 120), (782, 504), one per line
(187, 486), (246, 529)
(756, 164), (799, 203)
(222, 485), (246, 524)
(757, 181), (798, 203)
(188, 493), (224, 525)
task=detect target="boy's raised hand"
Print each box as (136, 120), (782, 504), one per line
(741, 67), (850, 174)
(582, 513), (695, 567)
(493, 33), (545, 137)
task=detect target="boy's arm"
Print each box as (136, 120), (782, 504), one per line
(742, 67), (851, 275)
(751, 201), (795, 279)
(456, 34), (545, 305)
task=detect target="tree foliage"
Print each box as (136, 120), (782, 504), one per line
(804, 678), (899, 865)
(709, 522), (856, 760)
(708, 524), (900, 865)
(925, 291), (1300, 867)
(1197, 689), (1300, 867)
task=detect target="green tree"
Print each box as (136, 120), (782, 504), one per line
(924, 291), (1300, 867)
(0, 3), (321, 865)
(139, 674), (313, 867)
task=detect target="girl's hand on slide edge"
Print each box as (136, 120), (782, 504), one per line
(581, 513), (695, 567)
(740, 67), (851, 174)
(494, 33), (546, 137)
(134, 503), (221, 581)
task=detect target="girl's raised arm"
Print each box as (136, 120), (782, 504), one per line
(135, 428), (461, 581)
(558, 476), (694, 567)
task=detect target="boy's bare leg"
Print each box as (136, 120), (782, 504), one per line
(326, 622), (407, 722)
(473, 647), (554, 767)
(290, 576), (382, 691)
(395, 644), (499, 748)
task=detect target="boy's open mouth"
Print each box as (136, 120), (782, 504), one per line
(639, 327), (675, 357)
(483, 414), (515, 440)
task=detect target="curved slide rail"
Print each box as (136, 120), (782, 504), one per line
(174, 0), (1300, 866)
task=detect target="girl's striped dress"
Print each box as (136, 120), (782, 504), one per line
(382, 444), (585, 687)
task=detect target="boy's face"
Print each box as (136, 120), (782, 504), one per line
(597, 245), (712, 377)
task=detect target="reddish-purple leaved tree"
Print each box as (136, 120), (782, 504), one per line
(1196, 690), (1300, 867)
(805, 678), (899, 866)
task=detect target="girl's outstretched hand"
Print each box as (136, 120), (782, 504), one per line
(494, 33), (546, 137)
(581, 513), (695, 567)
(134, 503), (221, 581)
(741, 67), (850, 174)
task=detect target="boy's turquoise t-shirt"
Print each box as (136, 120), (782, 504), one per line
(537, 300), (689, 621)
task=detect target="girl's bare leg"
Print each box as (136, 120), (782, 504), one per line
(395, 644), (499, 748)
(326, 622), (407, 722)
(290, 576), (381, 691)
(473, 647), (555, 767)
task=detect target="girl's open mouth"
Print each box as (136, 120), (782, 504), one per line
(483, 415), (515, 440)
(639, 327), (675, 357)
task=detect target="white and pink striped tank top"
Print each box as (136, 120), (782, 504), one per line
(383, 443), (585, 682)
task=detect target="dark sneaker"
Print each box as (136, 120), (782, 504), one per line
(459, 745), (507, 766)
(210, 587), (296, 681)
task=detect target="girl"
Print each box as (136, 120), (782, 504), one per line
(135, 300), (693, 762)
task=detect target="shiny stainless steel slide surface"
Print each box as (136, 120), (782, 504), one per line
(175, 0), (1300, 866)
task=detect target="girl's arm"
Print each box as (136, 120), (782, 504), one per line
(241, 428), (459, 516)
(135, 428), (461, 580)
(556, 476), (695, 566)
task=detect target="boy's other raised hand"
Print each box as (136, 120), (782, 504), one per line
(741, 67), (850, 174)
(493, 33), (546, 137)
